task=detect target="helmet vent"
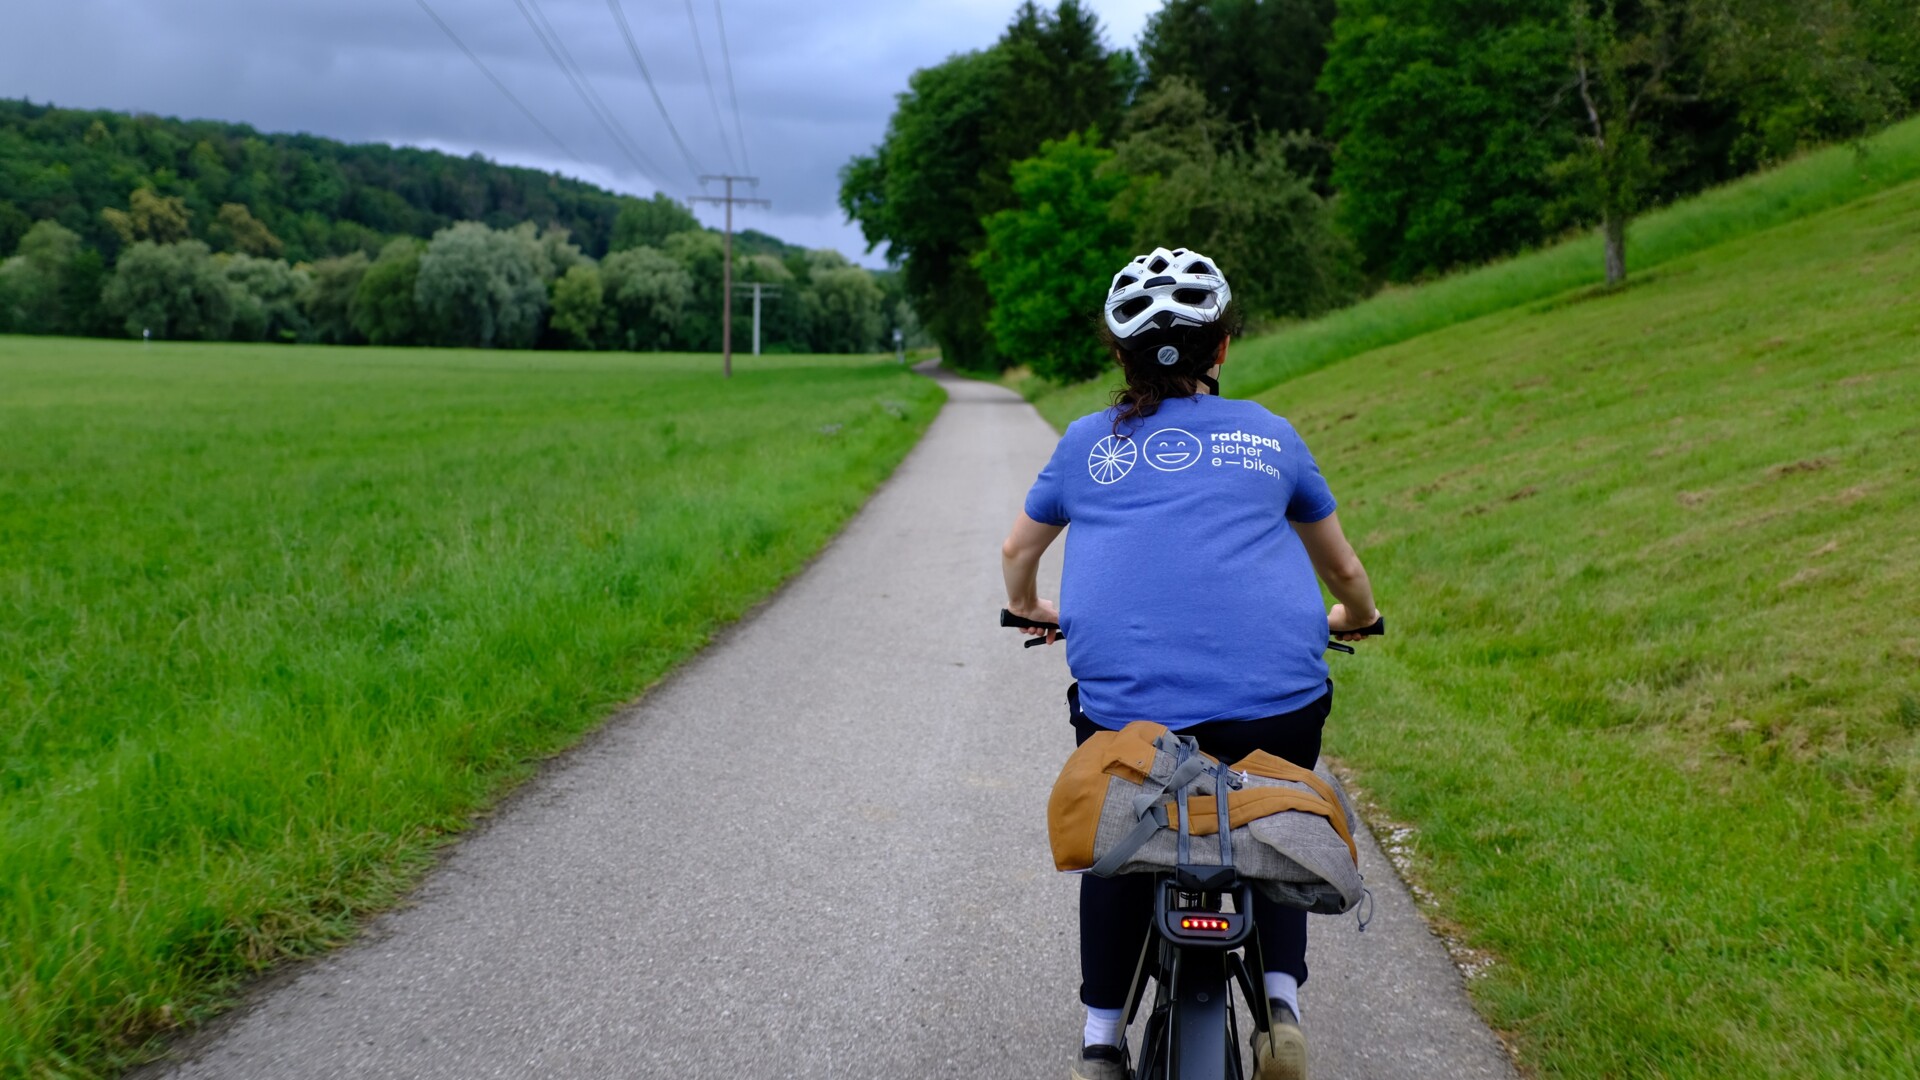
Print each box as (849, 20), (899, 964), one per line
(1171, 287), (1212, 305)
(1115, 296), (1154, 322)
(1185, 261), (1214, 276)
(1148, 256), (1169, 273)
(1111, 274), (1137, 295)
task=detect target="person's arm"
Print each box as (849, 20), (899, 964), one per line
(1002, 512), (1065, 644)
(1291, 512), (1380, 639)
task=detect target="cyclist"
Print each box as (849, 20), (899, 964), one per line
(1000, 247), (1380, 1080)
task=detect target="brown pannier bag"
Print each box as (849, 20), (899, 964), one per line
(1047, 721), (1365, 913)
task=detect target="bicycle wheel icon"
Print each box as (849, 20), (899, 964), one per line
(1088, 435), (1137, 485)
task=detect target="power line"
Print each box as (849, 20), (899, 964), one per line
(605, 0), (706, 183)
(520, 0), (670, 185)
(711, 0), (752, 174)
(681, 0), (738, 173)
(510, 0), (669, 186)
(412, 0), (581, 164)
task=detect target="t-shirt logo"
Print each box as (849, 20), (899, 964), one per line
(1087, 435), (1137, 484)
(1145, 428), (1201, 472)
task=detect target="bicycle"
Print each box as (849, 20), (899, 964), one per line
(1002, 608), (1384, 1080)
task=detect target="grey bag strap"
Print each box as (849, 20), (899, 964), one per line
(1175, 755), (1193, 867)
(1091, 734), (1243, 878)
(1130, 734), (1210, 819)
(1210, 761), (1234, 868)
(1088, 802), (1168, 877)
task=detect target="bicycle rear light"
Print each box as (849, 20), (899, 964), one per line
(1155, 879), (1255, 948)
(1160, 906), (1249, 947)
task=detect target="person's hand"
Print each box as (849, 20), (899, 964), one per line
(1328, 603), (1380, 642)
(1007, 598), (1061, 645)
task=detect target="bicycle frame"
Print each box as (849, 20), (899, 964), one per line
(1121, 874), (1272, 1080)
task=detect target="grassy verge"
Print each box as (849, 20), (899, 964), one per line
(1280, 182), (1919, 1075)
(0, 340), (943, 1076)
(1023, 113), (1920, 430)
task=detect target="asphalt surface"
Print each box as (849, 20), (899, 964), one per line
(144, 367), (1516, 1080)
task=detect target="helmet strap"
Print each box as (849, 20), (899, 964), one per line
(1196, 371), (1220, 396)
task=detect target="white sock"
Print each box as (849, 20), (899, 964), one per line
(1264, 972), (1301, 1022)
(1083, 1005), (1124, 1048)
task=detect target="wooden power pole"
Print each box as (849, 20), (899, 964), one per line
(690, 175), (769, 378)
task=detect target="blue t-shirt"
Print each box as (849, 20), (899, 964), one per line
(1024, 395), (1338, 731)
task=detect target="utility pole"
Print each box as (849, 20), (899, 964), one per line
(729, 281), (784, 356)
(690, 175), (769, 378)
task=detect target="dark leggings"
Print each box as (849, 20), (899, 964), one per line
(1071, 682), (1331, 1009)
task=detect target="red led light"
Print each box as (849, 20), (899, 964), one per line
(1180, 917), (1230, 932)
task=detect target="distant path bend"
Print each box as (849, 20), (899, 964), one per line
(146, 366), (1516, 1080)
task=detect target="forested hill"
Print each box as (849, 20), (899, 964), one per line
(0, 98), (756, 262)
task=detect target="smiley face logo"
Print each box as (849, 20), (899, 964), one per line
(1144, 427), (1201, 472)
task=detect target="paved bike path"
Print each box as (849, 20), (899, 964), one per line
(145, 368), (1516, 1080)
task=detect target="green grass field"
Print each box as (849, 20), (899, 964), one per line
(1019, 114), (1920, 432)
(1269, 182), (1918, 1074)
(0, 341), (942, 1076)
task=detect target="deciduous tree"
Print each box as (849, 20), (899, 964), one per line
(101, 240), (237, 340)
(549, 263), (607, 349)
(975, 131), (1136, 382)
(0, 220), (85, 333)
(1140, 0), (1337, 162)
(1556, 0), (1901, 284)
(660, 230), (726, 351)
(803, 256), (886, 354)
(302, 251), (368, 345)
(1114, 80), (1355, 321)
(351, 238), (426, 346)
(611, 194), (701, 252)
(101, 187), (193, 247)
(841, 1), (1133, 371)
(601, 246), (694, 351)
(414, 221), (549, 349)
(1320, 0), (1573, 280)
(224, 254), (309, 342)
(210, 202), (284, 257)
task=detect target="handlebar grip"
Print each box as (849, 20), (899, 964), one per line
(1343, 615), (1385, 637)
(1000, 609), (1060, 632)
(1001, 608), (1063, 647)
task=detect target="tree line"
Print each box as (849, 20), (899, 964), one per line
(842, 0), (1920, 381)
(0, 100), (908, 354)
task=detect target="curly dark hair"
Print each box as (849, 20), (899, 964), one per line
(1098, 301), (1246, 433)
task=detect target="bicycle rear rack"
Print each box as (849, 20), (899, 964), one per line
(1155, 875), (1254, 951)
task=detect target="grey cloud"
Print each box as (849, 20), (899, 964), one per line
(0, 0), (1160, 263)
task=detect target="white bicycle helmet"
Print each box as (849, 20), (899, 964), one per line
(1103, 246), (1232, 343)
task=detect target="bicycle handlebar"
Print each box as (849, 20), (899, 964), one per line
(1000, 608), (1062, 648)
(1001, 609), (1385, 651)
(1325, 614), (1385, 654)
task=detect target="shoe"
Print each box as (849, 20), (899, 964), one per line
(1070, 1043), (1127, 1080)
(1251, 1000), (1306, 1080)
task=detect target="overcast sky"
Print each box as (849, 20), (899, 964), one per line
(0, 0), (1164, 264)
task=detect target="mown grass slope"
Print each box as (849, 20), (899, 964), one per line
(0, 342), (942, 1076)
(1280, 181), (1918, 1075)
(1022, 114), (1920, 431)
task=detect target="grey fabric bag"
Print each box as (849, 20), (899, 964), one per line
(1085, 729), (1365, 914)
